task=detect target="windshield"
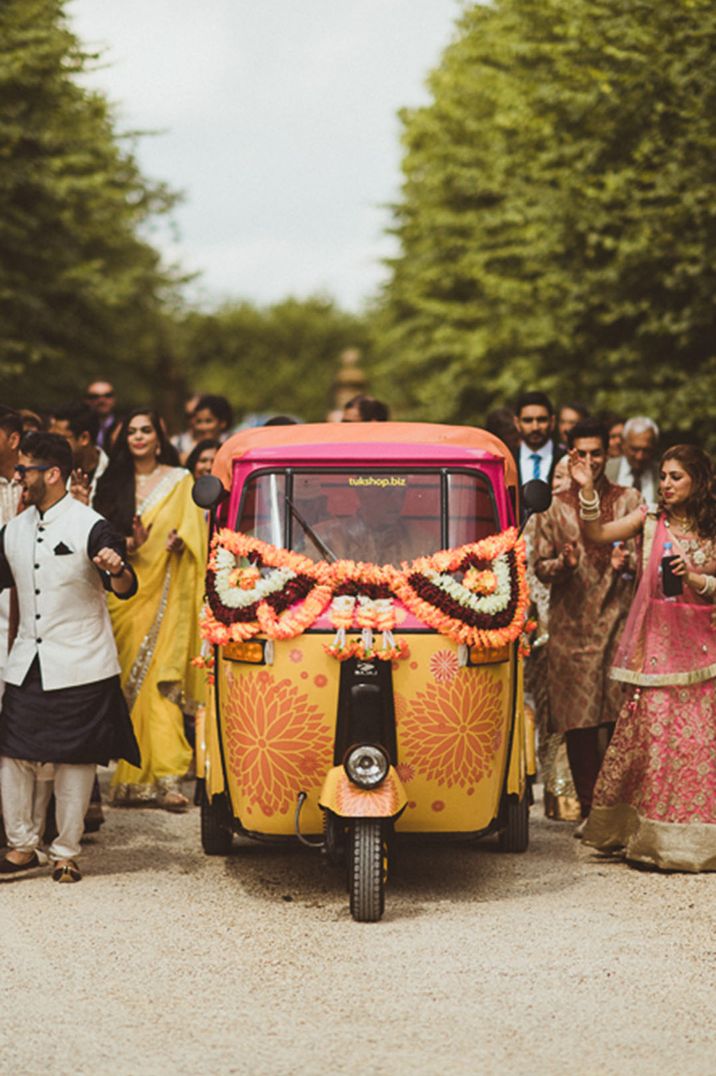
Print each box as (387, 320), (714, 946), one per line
(237, 469), (498, 566)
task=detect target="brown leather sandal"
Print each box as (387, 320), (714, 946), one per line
(52, 860), (82, 883)
(157, 790), (190, 813)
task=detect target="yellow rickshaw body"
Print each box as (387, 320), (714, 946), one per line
(207, 632), (530, 836)
(200, 422), (534, 848)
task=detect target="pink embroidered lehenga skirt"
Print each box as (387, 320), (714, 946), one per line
(583, 679), (716, 871)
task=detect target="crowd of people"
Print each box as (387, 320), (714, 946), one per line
(512, 392), (716, 871)
(0, 381), (714, 882)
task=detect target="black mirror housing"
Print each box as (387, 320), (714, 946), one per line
(521, 478), (552, 516)
(192, 474), (226, 510)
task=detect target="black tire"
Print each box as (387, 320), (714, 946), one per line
(200, 789), (233, 856)
(348, 819), (386, 922)
(498, 792), (529, 853)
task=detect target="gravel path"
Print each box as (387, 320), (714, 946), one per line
(2, 783), (715, 1076)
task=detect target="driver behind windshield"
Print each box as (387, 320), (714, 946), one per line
(306, 478), (439, 566)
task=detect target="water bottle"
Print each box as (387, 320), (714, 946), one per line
(661, 541), (682, 597)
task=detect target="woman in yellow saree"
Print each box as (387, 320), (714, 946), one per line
(94, 410), (206, 810)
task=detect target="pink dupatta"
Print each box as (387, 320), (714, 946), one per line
(610, 514), (716, 687)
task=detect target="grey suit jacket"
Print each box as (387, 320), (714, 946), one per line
(605, 456), (659, 496)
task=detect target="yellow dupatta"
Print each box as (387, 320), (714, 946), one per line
(109, 469), (207, 795)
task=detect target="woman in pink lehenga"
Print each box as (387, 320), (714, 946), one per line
(571, 444), (716, 871)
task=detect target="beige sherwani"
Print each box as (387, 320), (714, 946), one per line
(532, 478), (641, 733)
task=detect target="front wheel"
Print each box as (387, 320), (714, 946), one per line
(348, 819), (387, 922)
(200, 789), (233, 856)
(498, 793), (529, 853)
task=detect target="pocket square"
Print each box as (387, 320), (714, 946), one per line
(53, 542), (73, 555)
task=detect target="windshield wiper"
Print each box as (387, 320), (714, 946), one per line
(285, 496), (338, 563)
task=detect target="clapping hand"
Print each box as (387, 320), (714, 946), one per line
(70, 469), (91, 505)
(562, 542), (578, 568)
(166, 528), (184, 554)
(131, 513), (152, 551)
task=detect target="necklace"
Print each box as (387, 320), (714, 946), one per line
(666, 511), (693, 532)
(135, 465), (160, 488)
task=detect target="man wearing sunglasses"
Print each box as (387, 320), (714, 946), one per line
(0, 432), (140, 883)
(84, 380), (118, 451)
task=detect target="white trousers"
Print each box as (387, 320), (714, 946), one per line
(0, 757), (96, 861)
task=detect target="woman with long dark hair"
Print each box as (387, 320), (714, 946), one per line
(94, 409), (206, 811)
(185, 438), (220, 480)
(571, 444), (716, 870)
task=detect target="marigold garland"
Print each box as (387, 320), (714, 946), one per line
(201, 527), (528, 655)
(191, 652), (216, 686)
(391, 529), (529, 649)
(518, 618), (539, 659)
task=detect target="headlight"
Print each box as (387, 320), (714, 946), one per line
(344, 744), (390, 790)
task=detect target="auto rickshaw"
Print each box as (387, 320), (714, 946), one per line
(192, 422), (550, 921)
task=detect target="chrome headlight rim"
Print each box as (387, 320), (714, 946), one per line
(343, 743), (390, 790)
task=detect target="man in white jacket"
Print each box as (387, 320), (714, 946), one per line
(0, 432), (139, 883)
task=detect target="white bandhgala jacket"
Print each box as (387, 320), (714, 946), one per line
(2, 495), (122, 690)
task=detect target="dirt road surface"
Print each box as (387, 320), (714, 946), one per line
(2, 787), (715, 1075)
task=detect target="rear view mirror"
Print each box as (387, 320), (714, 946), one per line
(192, 475), (226, 510)
(521, 479), (552, 516)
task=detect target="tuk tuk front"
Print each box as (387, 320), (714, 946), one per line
(193, 422), (549, 921)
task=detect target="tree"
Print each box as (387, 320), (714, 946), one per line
(378, 0), (716, 447)
(176, 296), (373, 423)
(0, 0), (180, 409)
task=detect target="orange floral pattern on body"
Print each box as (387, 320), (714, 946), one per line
(399, 675), (504, 790)
(224, 671), (332, 816)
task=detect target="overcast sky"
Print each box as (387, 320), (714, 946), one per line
(68, 1), (461, 311)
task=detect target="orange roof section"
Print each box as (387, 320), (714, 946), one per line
(212, 421), (517, 488)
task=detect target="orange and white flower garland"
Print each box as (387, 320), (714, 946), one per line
(201, 527), (528, 656)
(391, 528), (529, 650)
(203, 530), (333, 646)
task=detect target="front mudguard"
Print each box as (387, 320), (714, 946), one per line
(319, 766), (407, 819)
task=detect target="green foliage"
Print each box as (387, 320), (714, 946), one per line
(176, 296), (373, 423)
(0, 0), (180, 408)
(378, 0), (716, 448)
(0, 0), (370, 425)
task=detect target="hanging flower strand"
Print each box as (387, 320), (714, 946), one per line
(201, 527), (528, 657)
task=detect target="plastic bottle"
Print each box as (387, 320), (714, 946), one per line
(661, 541), (683, 597)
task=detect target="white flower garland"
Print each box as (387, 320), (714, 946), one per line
(426, 553), (512, 616)
(213, 546), (297, 610)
